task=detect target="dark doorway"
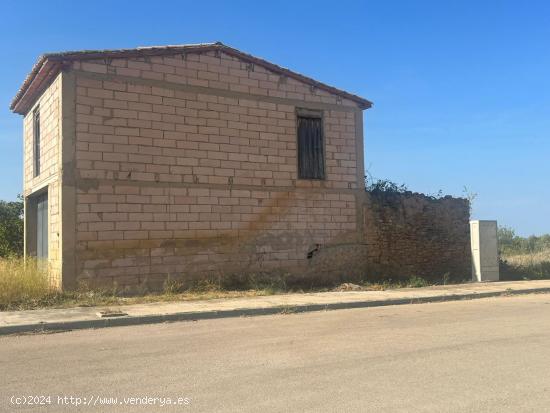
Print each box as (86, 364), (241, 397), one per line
(36, 192), (48, 259)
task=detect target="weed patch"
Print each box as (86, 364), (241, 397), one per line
(500, 249), (550, 280)
(0, 257), (54, 310)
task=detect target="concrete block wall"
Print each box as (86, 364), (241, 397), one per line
(73, 77), (358, 189)
(67, 50), (366, 290)
(23, 75), (61, 188)
(22, 74), (62, 287)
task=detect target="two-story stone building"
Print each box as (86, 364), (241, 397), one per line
(11, 42), (373, 290)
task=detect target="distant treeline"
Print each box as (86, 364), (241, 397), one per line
(498, 226), (550, 255)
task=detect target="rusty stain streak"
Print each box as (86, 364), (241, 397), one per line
(79, 191), (298, 261)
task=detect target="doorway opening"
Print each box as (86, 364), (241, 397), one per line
(26, 190), (48, 259)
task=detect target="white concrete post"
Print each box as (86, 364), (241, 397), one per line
(470, 220), (499, 282)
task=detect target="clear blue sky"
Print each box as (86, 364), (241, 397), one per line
(1, 1), (549, 236)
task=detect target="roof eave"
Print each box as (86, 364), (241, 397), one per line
(218, 44), (373, 109)
(10, 57), (63, 115)
(11, 43), (372, 114)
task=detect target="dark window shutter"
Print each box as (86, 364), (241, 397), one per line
(297, 116), (325, 179)
(33, 109), (41, 177)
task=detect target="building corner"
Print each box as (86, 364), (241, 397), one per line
(60, 70), (77, 290)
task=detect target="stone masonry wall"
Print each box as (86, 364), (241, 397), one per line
(363, 191), (471, 283)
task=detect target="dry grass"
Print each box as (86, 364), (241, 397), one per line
(501, 249), (550, 280)
(0, 257), (54, 310)
(16, 288), (276, 312)
(0, 256), (436, 312)
(353, 276), (430, 291)
(0, 258), (283, 311)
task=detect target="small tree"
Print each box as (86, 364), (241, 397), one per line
(0, 197), (24, 257)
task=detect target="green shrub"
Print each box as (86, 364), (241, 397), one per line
(406, 276), (429, 288)
(498, 226), (550, 256)
(0, 197), (24, 257)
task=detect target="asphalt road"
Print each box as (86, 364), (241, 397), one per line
(2, 294), (550, 412)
